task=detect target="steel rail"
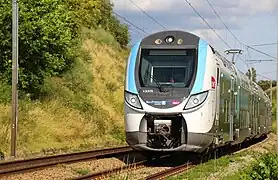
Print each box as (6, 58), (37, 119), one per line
(0, 146), (132, 176)
(145, 134), (269, 179)
(71, 160), (147, 180)
(145, 161), (197, 180)
(71, 154), (172, 180)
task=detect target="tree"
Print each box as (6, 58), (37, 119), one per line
(257, 80), (277, 91)
(0, 0), (129, 97)
(246, 67), (257, 82)
(65, 0), (129, 48)
(0, 0), (78, 96)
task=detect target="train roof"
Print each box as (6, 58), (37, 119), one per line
(139, 30), (207, 47)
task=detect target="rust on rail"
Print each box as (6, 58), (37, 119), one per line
(0, 146), (132, 177)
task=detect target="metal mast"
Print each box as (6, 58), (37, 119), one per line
(11, 0), (19, 157)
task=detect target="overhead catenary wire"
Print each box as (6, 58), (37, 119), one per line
(205, 0), (245, 47)
(183, 0), (231, 48)
(112, 0), (275, 75)
(127, 0), (167, 30)
(260, 70), (276, 74)
(249, 42), (278, 47)
(112, 11), (149, 35)
(246, 48), (274, 81)
(202, 1), (277, 64)
(246, 47), (252, 73)
(183, 0), (252, 73)
(246, 45), (277, 60)
(204, 0), (251, 71)
(129, 27), (147, 36)
(257, 73), (272, 80)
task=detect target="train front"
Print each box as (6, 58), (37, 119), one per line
(124, 30), (216, 153)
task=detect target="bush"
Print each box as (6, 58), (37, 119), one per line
(0, 0), (77, 97)
(0, 80), (11, 104)
(65, 0), (129, 48)
(0, 0), (129, 97)
(248, 153), (278, 180)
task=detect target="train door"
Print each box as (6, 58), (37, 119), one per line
(229, 76), (235, 141)
(250, 94), (254, 135)
(251, 94), (258, 135)
(219, 72), (230, 142)
(233, 78), (240, 139)
(257, 98), (260, 134)
(215, 66), (220, 127)
(248, 93), (251, 130)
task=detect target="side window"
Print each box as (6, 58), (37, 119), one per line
(217, 68), (219, 84)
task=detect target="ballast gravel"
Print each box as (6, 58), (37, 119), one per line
(1, 134), (276, 180)
(0, 157), (126, 180)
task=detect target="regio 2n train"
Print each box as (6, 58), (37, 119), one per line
(124, 30), (272, 155)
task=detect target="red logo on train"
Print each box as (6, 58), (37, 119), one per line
(211, 76), (216, 89)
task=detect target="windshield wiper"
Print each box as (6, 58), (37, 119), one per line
(144, 69), (167, 92)
(150, 75), (167, 92)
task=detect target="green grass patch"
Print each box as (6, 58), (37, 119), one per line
(75, 168), (90, 175)
(168, 151), (264, 180)
(224, 152), (278, 180)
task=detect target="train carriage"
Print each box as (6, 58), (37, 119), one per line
(124, 30), (272, 154)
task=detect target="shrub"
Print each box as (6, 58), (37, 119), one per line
(248, 153), (278, 180)
(0, 0), (77, 97)
(65, 0), (129, 48)
(0, 0), (129, 97)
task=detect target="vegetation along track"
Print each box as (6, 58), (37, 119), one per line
(71, 135), (269, 180)
(71, 160), (147, 180)
(70, 155), (172, 180)
(144, 134), (269, 180)
(0, 146), (132, 177)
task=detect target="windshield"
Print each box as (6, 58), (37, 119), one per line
(139, 49), (196, 88)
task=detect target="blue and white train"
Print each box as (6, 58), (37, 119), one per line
(124, 30), (272, 154)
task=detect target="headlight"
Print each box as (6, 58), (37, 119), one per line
(184, 91), (208, 110)
(165, 36), (175, 44)
(124, 91), (143, 109)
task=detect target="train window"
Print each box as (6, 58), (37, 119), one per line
(153, 66), (186, 83)
(139, 49), (196, 88)
(149, 50), (187, 56)
(217, 68), (219, 83)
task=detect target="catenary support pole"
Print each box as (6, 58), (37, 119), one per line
(276, 17), (278, 153)
(11, 0), (19, 157)
(270, 80), (272, 105)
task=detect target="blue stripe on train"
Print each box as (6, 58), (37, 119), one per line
(191, 39), (208, 94)
(126, 40), (142, 94)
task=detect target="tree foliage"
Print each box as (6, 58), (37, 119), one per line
(65, 0), (129, 48)
(0, 0), (129, 96)
(257, 80), (276, 91)
(249, 153), (278, 180)
(0, 0), (77, 95)
(246, 67), (257, 82)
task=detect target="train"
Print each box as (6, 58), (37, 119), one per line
(123, 30), (272, 155)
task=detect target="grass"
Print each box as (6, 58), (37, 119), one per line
(168, 133), (276, 180)
(223, 152), (278, 180)
(75, 168), (90, 175)
(168, 151), (271, 180)
(167, 151), (255, 180)
(0, 28), (128, 157)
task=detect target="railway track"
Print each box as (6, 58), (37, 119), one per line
(145, 161), (197, 180)
(143, 134), (269, 180)
(71, 155), (172, 180)
(0, 146), (132, 177)
(0, 135), (270, 179)
(71, 160), (147, 180)
(70, 135), (269, 180)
